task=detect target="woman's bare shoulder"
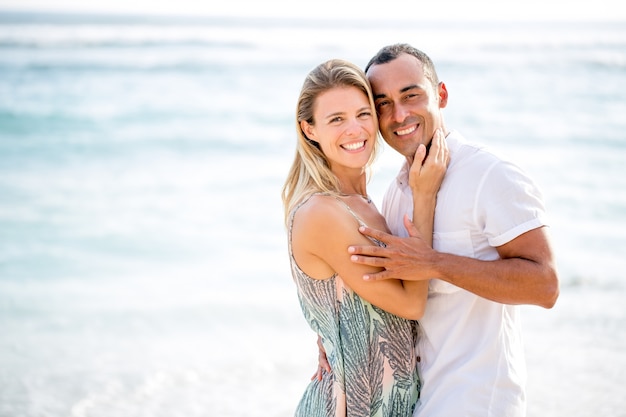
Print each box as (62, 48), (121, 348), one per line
(293, 194), (350, 232)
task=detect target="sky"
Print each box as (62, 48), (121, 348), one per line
(0, 0), (624, 21)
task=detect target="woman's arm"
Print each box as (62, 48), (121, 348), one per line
(396, 129), (448, 310)
(292, 198), (426, 320)
(409, 129), (449, 247)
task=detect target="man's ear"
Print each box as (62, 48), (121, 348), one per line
(301, 120), (318, 142)
(438, 82), (449, 108)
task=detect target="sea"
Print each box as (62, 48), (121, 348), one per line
(0, 10), (625, 417)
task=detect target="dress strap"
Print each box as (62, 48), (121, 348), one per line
(331, 195), (367, 228)
(333, 196), (387, 247)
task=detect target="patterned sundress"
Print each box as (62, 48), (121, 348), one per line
(288, 195), (421, 417)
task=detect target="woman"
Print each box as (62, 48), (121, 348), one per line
(281, 59), (448, 417)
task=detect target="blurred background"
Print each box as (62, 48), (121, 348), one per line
(0, 1), (625, 416)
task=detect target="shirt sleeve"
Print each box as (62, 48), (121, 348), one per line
(475, 159), (547, 247)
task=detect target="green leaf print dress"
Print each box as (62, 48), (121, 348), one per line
(288, 195), (421, 417)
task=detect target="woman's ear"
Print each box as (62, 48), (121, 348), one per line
(301, 120), (317, 142)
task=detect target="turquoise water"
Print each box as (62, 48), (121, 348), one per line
(1, 12), (625, 417)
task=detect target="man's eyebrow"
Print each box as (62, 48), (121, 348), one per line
(401, 84), (420, 92)
(374, 84), (421, 100)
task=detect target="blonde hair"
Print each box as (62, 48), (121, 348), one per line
(281, 59), (380, 226)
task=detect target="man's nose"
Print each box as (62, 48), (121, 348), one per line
(392, 103), (409, 123)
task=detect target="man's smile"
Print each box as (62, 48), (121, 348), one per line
(395, 125), (417, 136)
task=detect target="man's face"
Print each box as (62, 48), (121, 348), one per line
(367, 53), (447, 159)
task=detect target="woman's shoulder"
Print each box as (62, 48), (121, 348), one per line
(290, 193), (360, 279)
(294, 193), (350, 228)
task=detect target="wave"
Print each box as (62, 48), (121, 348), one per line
(2, 11), (625, 50)
(0, 38), (255, 49)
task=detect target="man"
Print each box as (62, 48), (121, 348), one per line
(318, 44), (559, 416)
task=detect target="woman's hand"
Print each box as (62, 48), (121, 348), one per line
(409, 129), (449, 197)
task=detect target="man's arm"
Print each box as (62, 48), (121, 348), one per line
(348, 222), (559, 308)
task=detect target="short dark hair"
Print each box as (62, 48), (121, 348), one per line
(365, 43), (440, 88)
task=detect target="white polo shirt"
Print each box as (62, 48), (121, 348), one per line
(382, 130), (547, 417)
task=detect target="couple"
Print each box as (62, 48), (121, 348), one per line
(281, 43), (559, 417)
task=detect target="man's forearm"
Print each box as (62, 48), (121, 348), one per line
(431, 251), (559, 308)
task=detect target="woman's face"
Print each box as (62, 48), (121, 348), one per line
(302, 86), (377, 174)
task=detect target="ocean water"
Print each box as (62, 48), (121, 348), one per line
(0, 11), (625, 417)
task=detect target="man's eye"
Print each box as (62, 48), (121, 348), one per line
(376, 102), (391, 114)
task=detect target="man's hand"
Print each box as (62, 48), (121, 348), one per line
(311, 335), (331, 381)
(348, 214), (435, 281)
